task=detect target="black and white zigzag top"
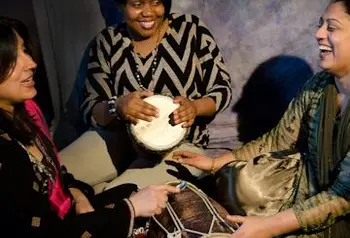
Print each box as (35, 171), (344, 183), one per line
(82, 13), (232, 147)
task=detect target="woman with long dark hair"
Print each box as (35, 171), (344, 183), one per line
(0, 17), (179, 238)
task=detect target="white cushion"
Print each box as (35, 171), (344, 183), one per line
(59, 130), (118, 186)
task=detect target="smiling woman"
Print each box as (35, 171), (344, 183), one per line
(0, 34), (37, 105)
(316, 0), (350, 78)
(81, 0), (232, 187)
(0, 17), (184, 238)
(173, 0), (350, 237)
(0, 20), (38, 144)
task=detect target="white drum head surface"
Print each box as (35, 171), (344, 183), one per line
(130, 95), (187, 151)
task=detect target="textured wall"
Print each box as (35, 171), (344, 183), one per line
(172, 0), (328, 100)
(34, 0), (332, 149)
(170, 0), (330, 149)
(98, 0), (331, 149)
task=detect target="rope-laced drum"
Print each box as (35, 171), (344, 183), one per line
(148, 181), (239, 238)
(128, 95), (188, 159)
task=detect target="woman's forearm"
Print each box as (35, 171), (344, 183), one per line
(193, 97), (216, 117)
(92, 101), (116, 126)
(213, 152), (236, 172)
(266, 209), (301, 236)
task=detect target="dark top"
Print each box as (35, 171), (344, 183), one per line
(0, 127), (137, 237)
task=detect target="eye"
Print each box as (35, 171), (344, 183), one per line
(130, 1), (142, 8)
(152, 0), (162, 6)
(317, 18), (324, 28)
(327, 24), (337, 32)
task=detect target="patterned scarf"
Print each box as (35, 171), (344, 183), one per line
(317, 82), (350, 237)
(25, 100), (72, 219)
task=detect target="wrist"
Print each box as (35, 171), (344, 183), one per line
(107, 96), (122, 120)
(214, 153), (235, 170)
(265, 209), (301, 237)
(125, 198), (137, 217)
(263, 215), (281, 237)
(192, 99), (200, 117)
(69, 188), (86, 203)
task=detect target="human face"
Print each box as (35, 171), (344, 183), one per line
(0, 34), (37, 111)
(315, 2), (350, 78)
(124, 0), (165, 40)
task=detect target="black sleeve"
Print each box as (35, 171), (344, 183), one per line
(72, 199), (134, 237)
(60, 165), (95, 201)
(72, 183), (139, 237)
(0, 139), (71, 238)
(0, 138), (139, 238)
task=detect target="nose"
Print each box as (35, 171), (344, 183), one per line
(315, 24), (326, 42)
(141, 3), (154, 17)
(25, 53), (37, 70)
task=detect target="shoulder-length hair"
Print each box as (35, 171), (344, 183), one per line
(0, 17), (38, 145)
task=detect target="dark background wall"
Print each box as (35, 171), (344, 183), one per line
(0, 0), (54, 122)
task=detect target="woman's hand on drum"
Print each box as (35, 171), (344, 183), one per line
(173, 151), (215, 173)
(117, 91), (159, 124)
(227, 215), (275, 238)
(129, 185), (180, 217)
(172, 96), (197, 128)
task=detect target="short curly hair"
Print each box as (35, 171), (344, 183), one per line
(114, 0), (172, 17)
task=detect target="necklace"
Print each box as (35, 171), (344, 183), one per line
(18, 137), (57, 185)
(130, 26), (163, 90)
(131, 49), (159, 90)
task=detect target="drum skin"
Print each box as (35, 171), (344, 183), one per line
(148, 181), (238, 238)
(128, 95), (188, 159)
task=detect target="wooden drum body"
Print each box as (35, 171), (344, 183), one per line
(148, 181), (238, 238)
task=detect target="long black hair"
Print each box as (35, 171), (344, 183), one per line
(114, 0), (172, 17)
(0, 17), (38, 145)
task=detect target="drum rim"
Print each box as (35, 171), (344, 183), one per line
(129, 95), (188, 151)
(200, 233), (233, 238)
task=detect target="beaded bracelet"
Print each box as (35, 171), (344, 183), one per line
(107, 96), (122, 120)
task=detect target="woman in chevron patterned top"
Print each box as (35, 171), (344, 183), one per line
(174, 0), (350, 237)
(81, 0), (232, 187)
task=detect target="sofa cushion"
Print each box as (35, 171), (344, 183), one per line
(59, 130), (118, 186)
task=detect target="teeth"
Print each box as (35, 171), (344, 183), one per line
(22, 78), (32, 83)
(140, 21), (155, 29)
(319, 45), (332, 52)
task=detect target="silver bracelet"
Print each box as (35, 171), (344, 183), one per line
(107, 96), (122, 119)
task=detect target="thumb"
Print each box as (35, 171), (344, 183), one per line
(137, 90), (154, 98)
(226, 215), (246, 224)
(173, 96), (185, 103)
(164, 184), (181, 194)
(173, 150), (197, 158)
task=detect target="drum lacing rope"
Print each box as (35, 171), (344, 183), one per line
(152, 182), (236, 237)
